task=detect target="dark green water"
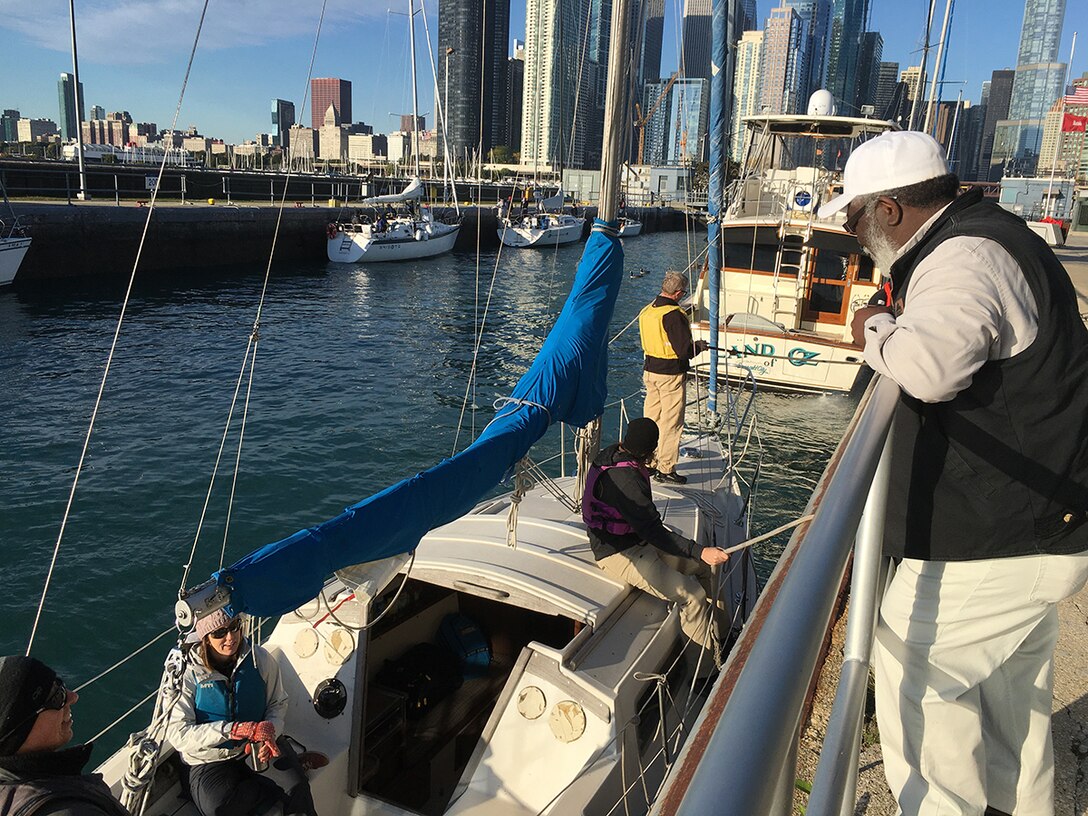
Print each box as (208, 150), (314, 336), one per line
(0, 231), (858, 757)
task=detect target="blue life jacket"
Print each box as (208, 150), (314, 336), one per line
(581, 460), (648, 535)
(193, 651), (268, 745)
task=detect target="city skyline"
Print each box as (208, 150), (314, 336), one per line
(0, 0), (1084, 146)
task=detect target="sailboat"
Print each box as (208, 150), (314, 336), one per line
(27, 0), (757, 814)
(0, 218), (30, 286)
(496, 187), (586, 248)
(326, 1), (461, 263)
(0, 178), (30, 286)
(689, 90), (896, 393)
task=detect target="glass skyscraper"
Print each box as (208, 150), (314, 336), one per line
(825, 0), (869, 114)
(57, 73), (84, 141)
(992, 0), (1067, 173)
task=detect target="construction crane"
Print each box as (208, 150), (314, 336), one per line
(634, 71), (680, 165)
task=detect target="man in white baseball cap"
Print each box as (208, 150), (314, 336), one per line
(838, 129), (1088, 816)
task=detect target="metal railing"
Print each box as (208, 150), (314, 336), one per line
(653, 374), (901, 815)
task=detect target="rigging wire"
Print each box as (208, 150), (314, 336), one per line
(25, 0), (213, 656)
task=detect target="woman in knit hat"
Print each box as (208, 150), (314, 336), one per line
(0, 655), (129, 816)
(166, 610), (311, 816)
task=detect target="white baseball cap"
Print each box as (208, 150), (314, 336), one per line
(817, 131), (951, 219)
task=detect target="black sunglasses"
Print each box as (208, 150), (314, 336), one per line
(844, 195), (899, 236)
(0, 679), (68, 747)
(208, 619), (244, 640)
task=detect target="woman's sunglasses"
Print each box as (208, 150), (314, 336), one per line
(208, 619), (244, 640)
(0, 678), (69, 746)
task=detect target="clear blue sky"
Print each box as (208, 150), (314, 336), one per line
(0, 0), (1084, 144)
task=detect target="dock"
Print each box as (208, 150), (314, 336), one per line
(797, 229), (1088, 816)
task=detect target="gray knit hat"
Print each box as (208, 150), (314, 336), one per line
(195, 609), (235, 640)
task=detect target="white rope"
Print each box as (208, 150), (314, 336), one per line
(25, 0), (213, 657)
(322, 550), (417, 632)
(72, 626), (176, 693)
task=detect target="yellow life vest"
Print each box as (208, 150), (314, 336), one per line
(639, 302), (683, 359)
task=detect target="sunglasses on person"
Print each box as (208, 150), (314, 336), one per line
(207, 619), (244, 640)
(844, 195), (899, 236)
(0, 679), (69, 746)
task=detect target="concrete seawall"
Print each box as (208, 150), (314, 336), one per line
(7, 200), (692, 282)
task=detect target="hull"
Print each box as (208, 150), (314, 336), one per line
(618, 219), (642, 237)
(497, 215), (585, 248)
(690, 321), (865, 393)
(328, 221), (460, 263)
(0, 237), (31, 286)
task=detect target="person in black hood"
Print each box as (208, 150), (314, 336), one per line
(582, 418), (729, 674)
(0, 655), (129, 816)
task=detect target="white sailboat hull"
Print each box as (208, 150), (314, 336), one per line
(0, 236), (31, 286)
(618, 219), (642, 237)
(497, 216), (585, 248)
(329, 220), (460, 263)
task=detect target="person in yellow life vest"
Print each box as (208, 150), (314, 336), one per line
(638, 270), (708, 484)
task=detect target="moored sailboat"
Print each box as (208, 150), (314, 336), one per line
(326, 0), (461, 264)
(496, 188), (586, 248)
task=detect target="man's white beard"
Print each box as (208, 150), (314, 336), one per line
(862, 221), (899, 276)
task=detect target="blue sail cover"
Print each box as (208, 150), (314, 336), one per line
(217, 221), (624, 617)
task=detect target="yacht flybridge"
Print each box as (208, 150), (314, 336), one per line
(691, 100), (897, 393)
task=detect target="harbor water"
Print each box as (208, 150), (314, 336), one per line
(0, 230), (858, 756)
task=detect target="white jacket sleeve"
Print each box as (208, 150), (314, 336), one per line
(861, 236), (1038, 403)
(165, 668), (235, 762)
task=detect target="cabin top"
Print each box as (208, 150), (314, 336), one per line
(740, 114), (898, 139)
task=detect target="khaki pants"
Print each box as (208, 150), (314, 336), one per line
(874, 552), (1088, 815)
(597, 543), (719, 672)
(643, 370), (686, 475)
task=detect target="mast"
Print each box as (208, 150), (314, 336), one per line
(408, 0), (421, 180)
(922, 0), (955, 136)
(909, 0), (937, 131)
(68, 0), (88, 200)
(704, 0), (728, 415)
(1044, 31), (1077, 220)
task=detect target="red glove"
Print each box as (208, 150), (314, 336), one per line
(230, 721), (280, 758)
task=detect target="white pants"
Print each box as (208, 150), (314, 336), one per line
(874, 552), (1088, 816)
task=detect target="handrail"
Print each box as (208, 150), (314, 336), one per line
(652, 374), (901, 815)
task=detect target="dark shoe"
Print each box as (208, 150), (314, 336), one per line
(653, 470), (687, 484)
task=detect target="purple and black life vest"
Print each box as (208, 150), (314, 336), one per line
(581, 460), (649, 535)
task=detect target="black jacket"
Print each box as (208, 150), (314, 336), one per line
(586, 444), (703, 561)
(884, 189), (1088, 560)
(0, 744), (129, 816)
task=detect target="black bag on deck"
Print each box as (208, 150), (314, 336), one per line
(376, 642), (463, 720)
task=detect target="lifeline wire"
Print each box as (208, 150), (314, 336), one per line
(26, 0), (213, 656)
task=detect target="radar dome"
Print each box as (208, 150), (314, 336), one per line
(807, 90), (837, 116)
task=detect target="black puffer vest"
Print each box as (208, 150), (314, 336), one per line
(884, 189), (1088, 561)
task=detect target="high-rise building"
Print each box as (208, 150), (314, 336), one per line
(1, 110), (19, 142)
(310, 78), (351, 128)
(741, 0), (758, 28)
(760, 6), (804, 115)
(641, 79), (672, 164)
(319, 104), (347, 163)
(731, 30), (764, 161)
(636, 0), (666, 89)
(855, 32), (883, 112)
(400, 115), (425, 133)
(497, 40), (525, 154)
(956, 102), (987, 180)
(979, 69), (1015, 180)
(993, 0), (1067, 174)
(57, 72), (85, 141)
(438, 0), (511, 162)
(90, 105), (105, 121)
(682, 0), (712, 80)
(874, 62), (899, 119)
(666, 78), (711, 163)
(17, 118), (59, 143)
(825, 0), (869, 113)
(780, 0), (830, 102)
(1039, 77), (1088, 181)
(521, 0), (591, 169)
(900, 65), (922, 102)
(271, 99), (295, 148)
